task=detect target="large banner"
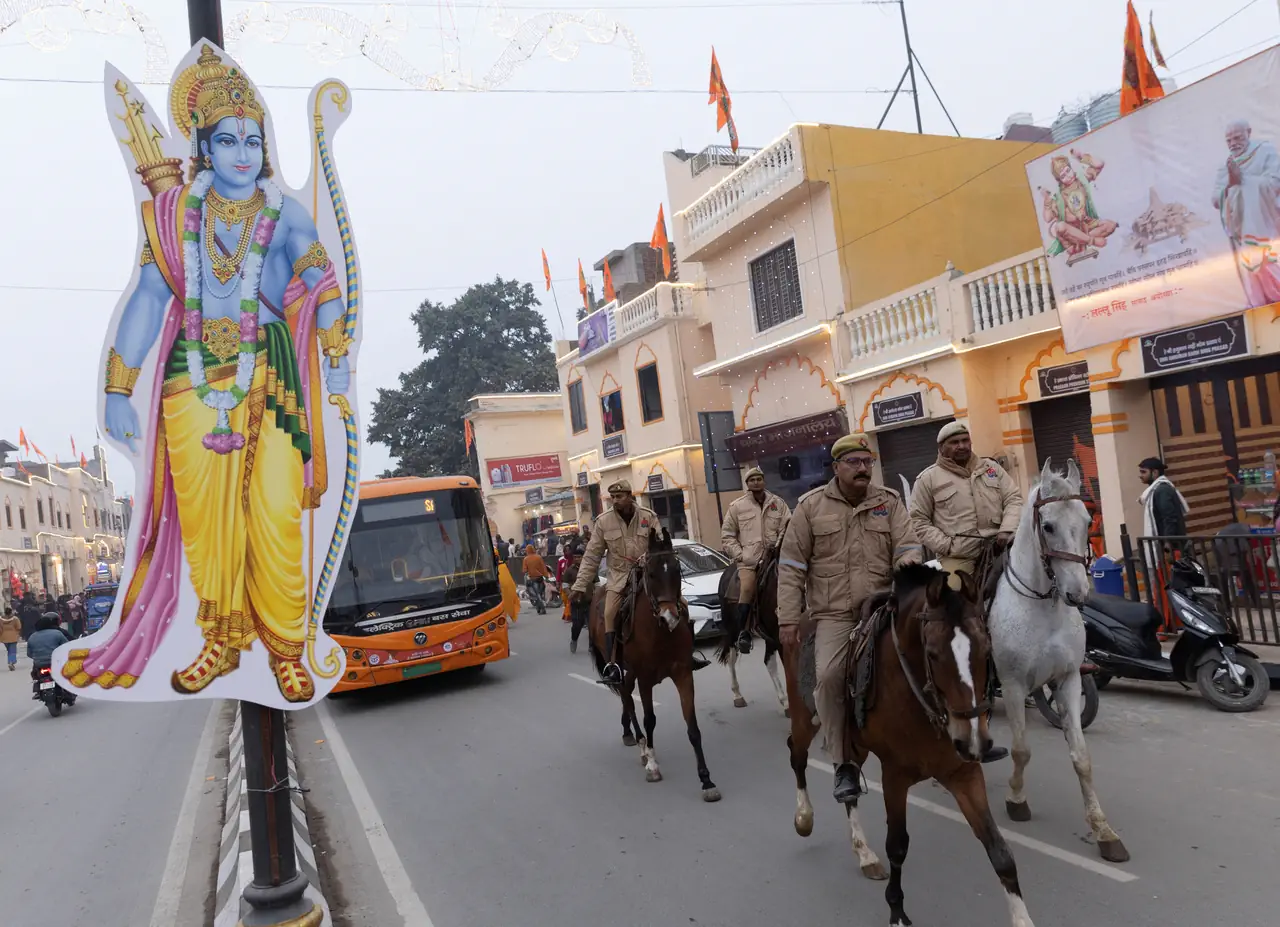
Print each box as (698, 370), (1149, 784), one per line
(53, 43), (359, 708)
(486, 454), (563, 488)
(1027, 46), (1280, 352)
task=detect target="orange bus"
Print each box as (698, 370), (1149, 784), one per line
(325, 476), (510, 692)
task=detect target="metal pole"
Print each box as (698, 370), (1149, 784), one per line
(182, 3), (318, 925)
(911, 51), (959, 137)
(898, 0), (923, 134)
(875, 65), (911, 131)
(186, 0), (224, 46)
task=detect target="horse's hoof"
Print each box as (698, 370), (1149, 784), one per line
(889, 914), (912, 927)
(1006, 799), (1032, 822)
(622, 733), (637, 747)
(701, 787), (722, 803)
(733, 696), (747, 708)
(794, 811), (814, 837)
(860, 860), (888, 881)
(645, 768), (663, 783)
(1098, 838), (1130, 863)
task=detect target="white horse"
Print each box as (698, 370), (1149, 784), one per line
(988, 459), (1129, 863)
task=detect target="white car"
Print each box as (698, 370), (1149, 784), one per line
(597, 538), (731, 640)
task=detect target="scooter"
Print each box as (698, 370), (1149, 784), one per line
(1081, 559), (1269, 712)
(31, 663), (77, 718)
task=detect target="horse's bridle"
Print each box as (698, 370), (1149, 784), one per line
(889, 602), (992, 735)
(1003, 490), (1090, 602)
(632, 549), (685, 630)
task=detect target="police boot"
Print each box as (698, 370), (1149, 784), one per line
(602, 631), (621, 684)
(735, 603), (753, 655)
(691, 651), (711, 671)
(833, 762), (865, 803)
(981, 744), (1010, 763)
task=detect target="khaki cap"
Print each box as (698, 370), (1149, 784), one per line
(743, 466), (765, 481)
(607, 479), (633, 494)
(937, 420), (970, 444)
(831, 433), (874, 460)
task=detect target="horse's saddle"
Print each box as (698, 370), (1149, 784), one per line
(847, 594), (895, 731)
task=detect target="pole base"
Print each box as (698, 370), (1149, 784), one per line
(238, 901), (323, 927)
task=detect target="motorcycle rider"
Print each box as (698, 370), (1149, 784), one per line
(720, 466), (790, 655)
(522, 543), (551, 613)
(27, 614), (72, 697)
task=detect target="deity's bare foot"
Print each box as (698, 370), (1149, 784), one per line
(171, 640), (241, 694)
(272, 658), (315, 703)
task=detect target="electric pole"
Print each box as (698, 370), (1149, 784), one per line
(182, 4), (321, 925)
(899, 0), (923, 134)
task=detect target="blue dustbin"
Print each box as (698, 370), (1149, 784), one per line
(1091, 555), (1124, 596)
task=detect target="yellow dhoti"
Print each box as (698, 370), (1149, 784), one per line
(162, 323), (308, 662)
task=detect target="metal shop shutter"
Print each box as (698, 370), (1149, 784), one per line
(878, 420), (951, 499)
(1030, 392), (1104, 553)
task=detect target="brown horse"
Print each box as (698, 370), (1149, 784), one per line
(783, 563), (1035, 927)
(716, 544), (789, 714)
(588, 527), (721, 802)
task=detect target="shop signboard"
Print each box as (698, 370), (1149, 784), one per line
(1036, 360), (1090, 397)
(486, 453), (563, 488)
(1026, 46), (1280, 352)
(871, 392), (925, 427)
(1139, 315), (1248, 374)
(576, 470), (589, 488)
(602, 434), (627, 459)
(646, 474), (665, 493)
(698, 410), (742, 493)
(724, 409), (846, 465)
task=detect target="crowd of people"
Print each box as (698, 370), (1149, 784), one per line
(0, 589), (83, 676)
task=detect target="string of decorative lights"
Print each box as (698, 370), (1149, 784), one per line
(0, 0), (169, 81)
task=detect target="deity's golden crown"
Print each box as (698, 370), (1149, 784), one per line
(169, 45), (265, 139)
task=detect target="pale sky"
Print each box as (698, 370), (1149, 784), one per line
(1, 0), (1276, 486)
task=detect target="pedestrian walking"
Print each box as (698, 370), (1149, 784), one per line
(1139, 456), (1190, 623)
(20, 595), (41, 641)
(0, 607), (21, 670)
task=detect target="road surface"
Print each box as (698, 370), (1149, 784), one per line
(295, 605), (1280, 927)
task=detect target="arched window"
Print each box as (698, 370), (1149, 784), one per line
(19, 505), (26, 530)
(3, 497), (10, 529)
(36, 498), (44, 525)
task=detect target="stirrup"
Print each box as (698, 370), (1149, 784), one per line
(833, 763), (865, 802)
(602, 661), (622, 683)
(691, 651), (711, 670)
(735, 631), (753, 655)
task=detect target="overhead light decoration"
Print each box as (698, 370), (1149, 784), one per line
(0, 0), (169, 82)
(227, 0), (651, 92)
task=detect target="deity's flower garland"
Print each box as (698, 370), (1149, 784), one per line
(180, 170), (282, 453)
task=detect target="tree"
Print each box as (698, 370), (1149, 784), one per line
(369, 277), (558, 477)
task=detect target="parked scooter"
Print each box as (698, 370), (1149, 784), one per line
(31, 663), (77, 717)
(1082, 559), (1269, 712)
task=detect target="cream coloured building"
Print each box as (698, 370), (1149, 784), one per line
(0, 441), (129, 604)
(464, 393), (572, 545)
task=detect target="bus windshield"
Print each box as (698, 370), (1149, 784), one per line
(325, 488), (499, 632)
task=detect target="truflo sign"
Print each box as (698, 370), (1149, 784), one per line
(1036, 360), (1090, 397)
(1140, 315), (1248, 374)
(871, 392), (925, 427)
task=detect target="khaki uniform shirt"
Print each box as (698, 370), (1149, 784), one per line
(777, 480), (923, 628)
(720, 490), (791, 565)
(910, 456), (1023, 560)
(572, 505), (661, 594)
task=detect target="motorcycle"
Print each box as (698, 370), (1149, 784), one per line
(1081, 559), (1269, 712)
(31, 663), (77, 717)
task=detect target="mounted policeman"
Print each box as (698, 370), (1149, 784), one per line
(571, 479), (709, 683)
(910, 419), (1020, 764)
(720, 466), (791, 655)
(777, 433), (923, 804)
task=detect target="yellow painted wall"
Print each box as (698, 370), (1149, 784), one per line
(799, 125), (1056, 312)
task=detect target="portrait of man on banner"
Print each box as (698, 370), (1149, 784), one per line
(1213, 119), (1280, 308)
(52, 43), (361, 708)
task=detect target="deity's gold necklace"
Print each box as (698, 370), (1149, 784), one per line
(204, 186), (265, 285)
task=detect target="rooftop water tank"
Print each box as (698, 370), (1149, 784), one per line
(1003, 111), (1035, 136)
(1051, 109), (1088, 144)
(1087, 91), (1121, 130)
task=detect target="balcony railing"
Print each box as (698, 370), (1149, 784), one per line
(956, 249), (1057, 336)
(564, 283), (705, 365)
(679, 127), (805, 257)
(690, 144), (762, 177)
(837, 251), (1063, 378)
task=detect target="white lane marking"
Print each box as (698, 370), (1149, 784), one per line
(149, 702), (219, 927)
(806, 759), (1138, 883)
(567, 672), (661, 706)
(318, 701), (436, 926)
(0, 705), (40, 739)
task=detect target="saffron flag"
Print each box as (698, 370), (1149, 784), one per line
(578, 259), (589, 310)
(464, 418), (475, 454)
(70, 435), (78, 459)
(1149, 11), (1167, 69)
(80, 452), (89, 470)
(650, 204), (672, 279)
(18, 428), (29, 455)
(1121, 1), (1164, 116)
(541, 248), (552, 291)
(29, 439), (47, 462)
(602, 260), (616, 303)
(708, 48), (739, 153)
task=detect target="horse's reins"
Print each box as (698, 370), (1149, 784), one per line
(1002, 490), (1090, 602)
(888, 599), (992, 735)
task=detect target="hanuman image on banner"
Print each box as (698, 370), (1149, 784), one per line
(53, 42), (360, 707)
